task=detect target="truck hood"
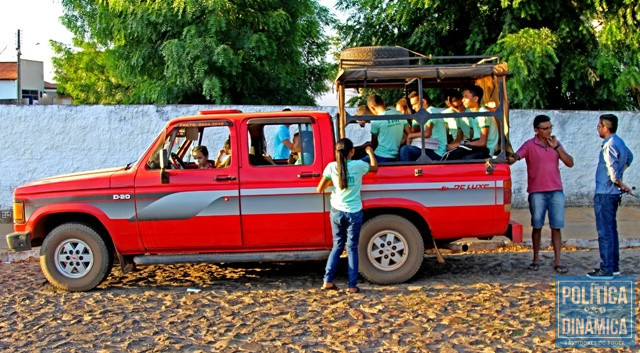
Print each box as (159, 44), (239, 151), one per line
(15, 166), (126, 196)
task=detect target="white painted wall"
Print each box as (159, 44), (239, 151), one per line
(0, 105), (638, 212)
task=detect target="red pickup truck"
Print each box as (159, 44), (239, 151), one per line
(7, 47), (522, 291)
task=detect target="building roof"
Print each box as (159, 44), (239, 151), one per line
(44, 81), (58, 89)
(0, 62), (18, 80)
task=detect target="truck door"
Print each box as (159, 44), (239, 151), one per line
(134, 121), (242, 252)
(239, 117), (326, 248)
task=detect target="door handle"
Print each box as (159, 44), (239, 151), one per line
(215, 175), (237, 181)
(298, 173), (320, 178)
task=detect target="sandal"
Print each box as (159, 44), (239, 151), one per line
(528, 262), (539, 271)
(554, 265), (569, 274)
(347, 287), (360, 294)
(321, 283), (338, 290)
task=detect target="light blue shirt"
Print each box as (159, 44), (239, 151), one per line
(273, 125), (291, 159)
(323, 160), (370, 212)
(412, 118), (448, 157)
(475, 107), (499, 155)
(370, 109), (407, 159)
(595, 134), (633, 194)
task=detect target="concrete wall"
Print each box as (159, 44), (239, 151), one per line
(0, 105), (638, 215)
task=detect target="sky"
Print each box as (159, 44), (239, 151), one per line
(0, 0), (73, 82)
(0, 0), (343, 103)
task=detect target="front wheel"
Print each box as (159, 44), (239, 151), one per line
(40, 223), (113, 291)
(359, 215), (424, 284)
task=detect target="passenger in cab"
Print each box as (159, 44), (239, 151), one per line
(287, 132), (312, 165)
(273, 123), (293, 160)
(215, 138), (231, 168)
(192, 145), (215, 169)
(399, 91), (448, 161)
(363, 94), (409, 162)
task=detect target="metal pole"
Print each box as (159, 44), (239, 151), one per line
(338, 82), (345, 138)
(16, 29), (21, 105)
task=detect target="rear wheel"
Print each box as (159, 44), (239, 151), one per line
(40, 223), (113, 291)
(358, 215), (424, 284)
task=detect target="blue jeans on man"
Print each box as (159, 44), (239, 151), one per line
(528, 191), (565, 229)
(324, 208), (363, 288)
(594, 193), (621, 274)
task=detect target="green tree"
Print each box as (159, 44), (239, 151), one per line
(336, 0), (640, 109)
(53, 0), (334, 104)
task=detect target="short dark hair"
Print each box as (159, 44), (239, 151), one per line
(367, 94), (385, 108)
(600, 114), (618, 133)
(193, 145), (209, 157)
(445, 89), (462, 102)
(533, 115), (551, 128)
(408, 90), (431, 105)
(356, 105), (372, 116)
(465, 85), (484, 103)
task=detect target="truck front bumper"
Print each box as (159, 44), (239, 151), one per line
(6, 232), (31, 251)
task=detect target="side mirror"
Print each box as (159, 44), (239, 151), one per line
(160, 149), (170, 184)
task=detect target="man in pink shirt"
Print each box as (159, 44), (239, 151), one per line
(509, 115), (574, 273)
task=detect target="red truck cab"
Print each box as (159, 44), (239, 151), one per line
(8, 47), (521, 291)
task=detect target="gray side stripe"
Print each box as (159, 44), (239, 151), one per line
(89, 202), (136, 220)
(363, 189), (498, 207)
(241, 194), (324, 215)
(241, 187), (318, 196)
(136, 191), (237, 220)
(361, 181), (497, 191)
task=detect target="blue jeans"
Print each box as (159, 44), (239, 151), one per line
(528, 191), (565, 229)
(361, 154), (395, 163)
(324, 208), (363, 288)
(399, 145), (442, 161)
(594, 193), (621, 273)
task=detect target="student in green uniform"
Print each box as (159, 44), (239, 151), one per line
(363, 94), (409, 162)
(399, 91), (448, 161)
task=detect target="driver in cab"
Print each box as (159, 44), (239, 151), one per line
(192, 145), (215, 169)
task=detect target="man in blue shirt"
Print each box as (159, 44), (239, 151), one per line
(588, 114), (634, 278)
(272, 124), (294, 160)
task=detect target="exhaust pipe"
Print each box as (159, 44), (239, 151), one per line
(443, 238), (510, 252)
(445, 242), (471, 252)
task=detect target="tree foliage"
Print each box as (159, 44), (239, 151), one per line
(53, 0), (334, 105)
(336, 0), (640, 109)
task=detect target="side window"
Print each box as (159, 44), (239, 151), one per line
(186, 126), (232, 170)
(146, 124), (232, 170)
(248, 122), (316, 166)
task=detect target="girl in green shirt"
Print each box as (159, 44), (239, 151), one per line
(317, 138), (378, 293)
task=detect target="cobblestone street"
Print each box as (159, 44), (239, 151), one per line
(1, 247), (638, 352)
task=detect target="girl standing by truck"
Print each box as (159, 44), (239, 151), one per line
(317, 138), (378, 293)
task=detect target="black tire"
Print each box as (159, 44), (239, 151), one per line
(358, 215), (424, 284)
(340, 46), (410, 68)
(40, 223), (113, 291)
